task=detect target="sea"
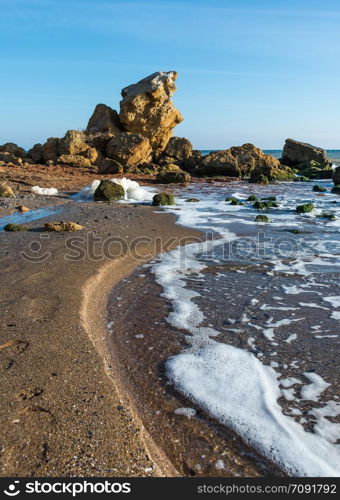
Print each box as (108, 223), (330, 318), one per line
(107, 154), (340, 477)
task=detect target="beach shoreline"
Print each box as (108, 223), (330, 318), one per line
(0, 190), (200, 477)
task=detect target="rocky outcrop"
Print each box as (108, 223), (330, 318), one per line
(163, 137), (192, 161)
(156, 170), (191, 184)
(97, 158), (124, 175)
(58, 154), (92, 168)
(42, 137), (60, 163)
(28, 143), (43, 163)
(249, 163), (295, 184)
(230, 143), (278, 176)
(105, 132), (152, 166)
(119, 71), (183, 151)
(280, 139), (330, 169)
(0, 152), (23, 165)
(0, 142), (26, 158)
(86, 104), (123, 134)
(58, 130), (89, 156)
(332, 166), (340, 185)
(196, 150), (241, 177)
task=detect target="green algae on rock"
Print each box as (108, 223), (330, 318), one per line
(94, 180), (125, 201)
(296, 203), (314, 214)
(152, 192), (175, 206)
(4, 223), (28, 231)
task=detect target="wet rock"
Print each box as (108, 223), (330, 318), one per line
(253, 200), (278, 209)
(281, 138), (330, 168)
(247, 195), (258, 201)
(156, 170), (191, 184)
(4, 223), (27, 231)
(45, 222), (85, 231)
(93, 180), (125, 201)
(296, 203), (314, 214)
(255, 215), (271, 223)
(16, 205), (30, 212)
(331, 185), (340, 194)
(105, 132), (152, 167)
(28, 143), (43, 163)
(119, 71), (183, 151)
(0, 184), (15, 197)
(0, 142), (26, 158)
(249, 162), (294, 183)
(58, 154), (92, 167)
(86, 103), (123, 134)
(185, 198), (200, 202)
(313, 185), (327, 193)
(152, 192), (175, 206)
(333, 166), (340, 185)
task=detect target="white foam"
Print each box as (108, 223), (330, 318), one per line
(166, 343), (340, 476)
(174, 407), (197, 418)
(284, 334), (297, 343)
(323, 296), (340, 308)
(301, 372), (331, 402)
(76, 177), (154, 202)
(31, 185), (58, 196)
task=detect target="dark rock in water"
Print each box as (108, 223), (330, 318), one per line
(255, 215), (271, 223)
(94, 180), (125, 201)
(333, 166), (340, 185)
(331, 185), (340, 194)
(0, 142), (26, 158)
(156, 170), (191, 184)
(4, 223), (27, 231)
(185, 198), (200, 202)
(152, 192), (175, 206)
(262, 196), (277, 201)
(253, 200), (278, 209)
(280, 138), (330, 170)
(317, 212), (336, 220)
(86, 103), (123, 134)
(247, 195), (258, 201)
(313, 185), (327, 193)
(298, 161), (333, 179)
(296, 203), (314, 214)
(230, 199), (244, 206)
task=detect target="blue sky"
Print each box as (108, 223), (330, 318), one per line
(1, 0), (340, 149)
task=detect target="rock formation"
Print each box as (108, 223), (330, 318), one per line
(105, 132), (152, 167)
(0, 142), (26, 158)
(195, 150), (241, 177)
(86, 104), (123, 134)
(280, 139), (330, 169)
(119, 71), (183, 151)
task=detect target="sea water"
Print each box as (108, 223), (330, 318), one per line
(149, 179), (340, 476)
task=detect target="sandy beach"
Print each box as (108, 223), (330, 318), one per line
(0, 178), (200, 477)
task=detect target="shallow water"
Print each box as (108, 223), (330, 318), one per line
(0, 207), (61, 231)
(108, 180), (340, 477)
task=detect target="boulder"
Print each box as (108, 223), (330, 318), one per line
(0, 184), (15, 197)
(249, 163), (295, 184)
(152, 192), (175, 206)
(88, 132), (114, 153)
(333, 166), (340, 185)
(280, 139), (330, 169)
(42, 137), (60, 163)
(119, 71), (183, 151)
(28, 143), (43, 163)
(105, 132), (152, 166)
(80, 147), (99, 164)
(160, 163), (182, 172)
(4, 223), (27, 231)
(156, 170), (191, 184)
(157, 155), (180, 166)
(230, 143), (278, 176)
(163, 137), (193, 161)
(86, 103), (123, 134)
(58, 154), (92, 167)
(196, 150), (241, 177)
(16, 205), (30, 212)
(94, 180), (125, 201)
(0, 142), (26, 158)
(58, 130), (89, 156)
(45, 222), (85, 232)
(0, 152), (23, 165)
(97, 158), (124, 175)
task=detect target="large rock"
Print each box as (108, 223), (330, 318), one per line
(28, 143), (43, 163)
(58, 130), (89, 156)
(163, 137), (193, 161)
(119, 71), (183, 151)
(97, 158), (124, 174)
(230, 143), (278, 176)
(333, 166), (340, 185)
(94, 180), (125, 201)
(196, 150), (241, 177)
(0, 152), (23, 165)
(42, 137), (60, 163)
(249, 163), (295, 184)
(105, 132), (152, 166)
(0, 142), (26, 158)
(86, 104), (123, 134)
(280, 139), (330, 169)
(58, 154), (92, 167)
(156, 170), (191, 184)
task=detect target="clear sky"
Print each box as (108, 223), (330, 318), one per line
(1, 0), (340, 150)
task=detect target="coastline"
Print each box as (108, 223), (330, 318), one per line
(0, 193), (200, 476)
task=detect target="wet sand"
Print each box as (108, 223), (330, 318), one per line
(0, 193), (199, 477)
